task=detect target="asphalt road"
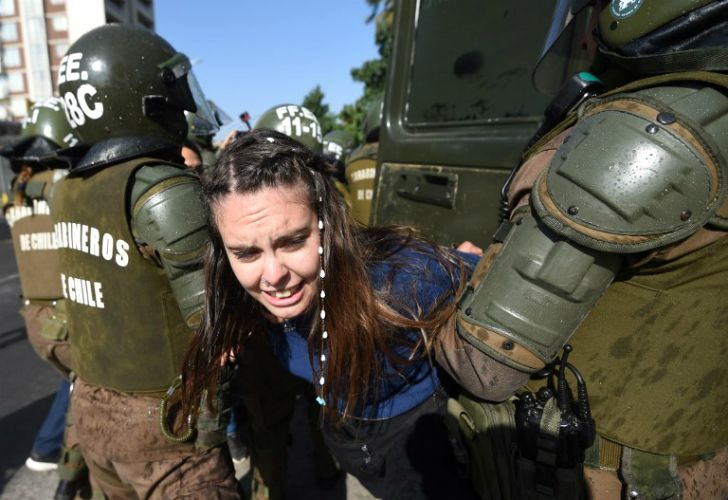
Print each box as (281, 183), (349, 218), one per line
(0, 221), (65, 498)
(0, 220), (375, 500)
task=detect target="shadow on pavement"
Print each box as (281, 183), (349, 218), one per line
(0, 394), (55, 494)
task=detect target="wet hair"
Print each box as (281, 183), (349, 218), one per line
(182, 128), (465, 419)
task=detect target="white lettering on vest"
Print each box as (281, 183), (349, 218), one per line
(53, 221), (130, 268)
(4, 200), (51, 227)
(350, 167), (376, 183)
(61, 273), (104, 309)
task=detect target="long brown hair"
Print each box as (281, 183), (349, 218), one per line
(182, 129), (466, 419)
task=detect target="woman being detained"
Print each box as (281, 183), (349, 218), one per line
(182, 129), (481, 499)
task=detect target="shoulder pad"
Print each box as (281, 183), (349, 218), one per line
(46, 169), (69, 207)
(532, 91), (728, 253)
(131, 165), (207, 264)
(129, 164), (189, 205)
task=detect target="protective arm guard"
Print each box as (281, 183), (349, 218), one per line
(457, 211), (621, 372)
(532, 91), (728, 252)
(458, 87), (728, 373)
(130, 165), (207, 328)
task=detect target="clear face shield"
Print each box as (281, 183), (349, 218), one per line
(532, 0), (600, 96)
(158, 53), (220, 134)
(209, 100), (232, 126)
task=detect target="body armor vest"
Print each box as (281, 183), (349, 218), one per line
(562, 235), (728, 456)
(52, 158), (193, 392)
(520, 72), (728, 456)
(6, 170), (63, 300)
(345, 142), (378, 225)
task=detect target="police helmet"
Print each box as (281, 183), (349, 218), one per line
(254, 104), (323, 152)
(0, 97), (78, 171)
(57, 24), (217, 148)
(322, 130), (355, 163)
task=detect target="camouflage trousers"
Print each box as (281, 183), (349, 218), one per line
(22, 302), (86, 483)
(72, 377), (241, 499)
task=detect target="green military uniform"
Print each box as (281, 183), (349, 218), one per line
(441, 1), (728, 498)
(345, 142), (378, 225)
(0, 97), (90, 500)
(52, 24), (239, 499)
(344, 97), (382, 225)
(2, 98), (77, 375)
(185, 100), (228, 169)
(6, 169), (71, 374)
(322, 129), (355, 208)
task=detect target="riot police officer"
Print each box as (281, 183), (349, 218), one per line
(185, 100), (228, 170)
(51, 25), (239, 498)
(1, 97), (88, 500)
(322, 129), (354, 184)
(345, 97), (382, 225)
(2, 98), (76, 377)
(440, 1), (728, 498)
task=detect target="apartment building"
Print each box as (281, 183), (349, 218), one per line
(0, 0), (154, 120)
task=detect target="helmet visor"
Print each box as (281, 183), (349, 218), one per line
(209, 100), (231, 126)
(533, 1), (597, 96)
(159, 53), (219, 133)
(186, 72), (220, 135)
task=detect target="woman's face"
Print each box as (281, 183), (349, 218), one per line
(214, 183), (321, 322)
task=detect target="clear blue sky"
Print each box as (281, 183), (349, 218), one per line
(155, 1), (380, 139)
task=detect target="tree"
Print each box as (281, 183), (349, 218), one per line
(338, 0), (395, 143)
(302, 85), (337, 136)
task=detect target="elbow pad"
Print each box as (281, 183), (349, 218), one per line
(131, 165), (208, 326)
(457, 212), (621, 372)
(131, 166), (208, 266)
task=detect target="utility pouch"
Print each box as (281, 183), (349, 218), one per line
(445, 396), (517, 499)
(39, 300), (69, 342)
(512, 345), (595, 500)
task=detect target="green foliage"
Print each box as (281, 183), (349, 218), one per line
(337, 0), (394, 144)
(302, 85), (336, 136)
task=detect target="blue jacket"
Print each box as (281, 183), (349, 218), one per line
(269, 245), (479, 419)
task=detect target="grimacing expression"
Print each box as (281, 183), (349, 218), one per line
(214, 183), (321, 322)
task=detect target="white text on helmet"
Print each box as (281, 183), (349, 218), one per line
(59, 52), (105, 128)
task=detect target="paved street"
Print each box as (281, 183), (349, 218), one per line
(0, 220), (374, 500)
(0, 222), (64, 499)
